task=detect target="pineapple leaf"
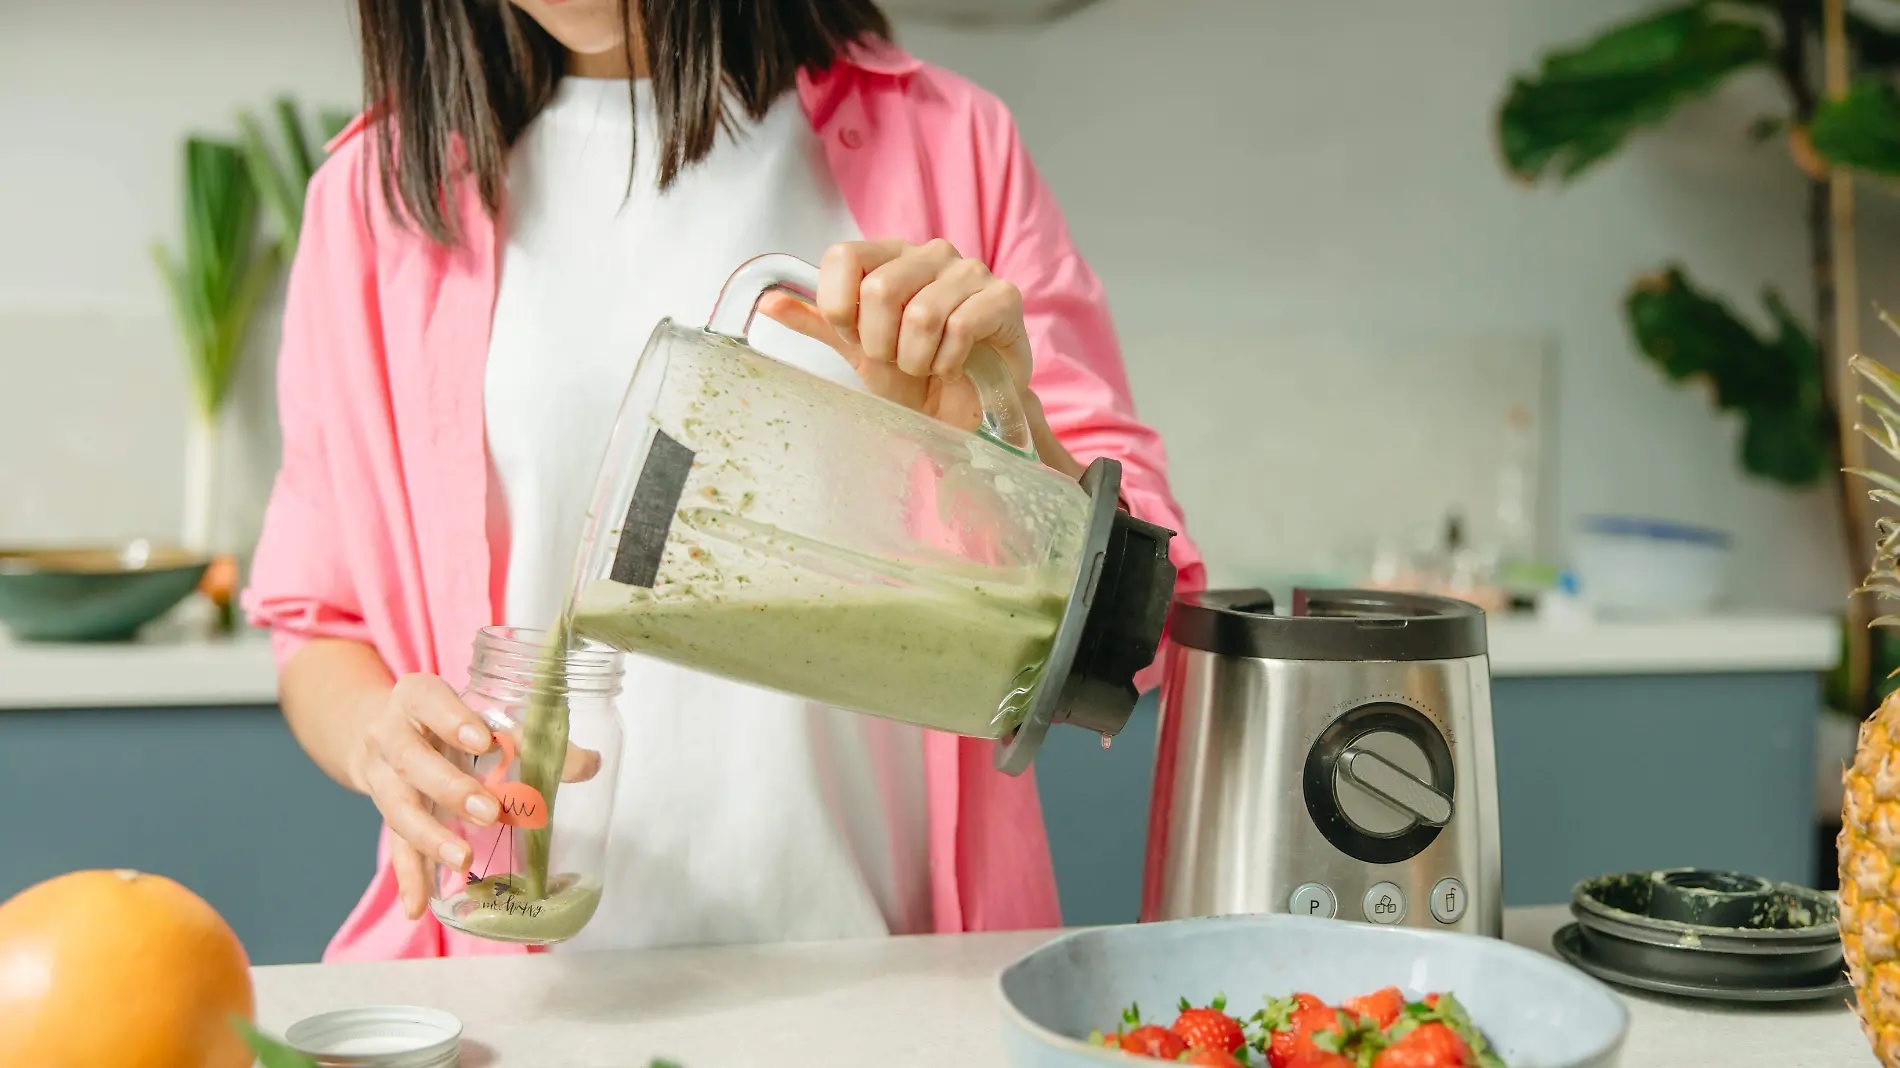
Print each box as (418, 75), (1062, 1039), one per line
(1859, 419), (1900, 463)
(1847, 466), (1900, 498)
(1871, 615), (1900, 629)
(1854, 351), (1900, 409)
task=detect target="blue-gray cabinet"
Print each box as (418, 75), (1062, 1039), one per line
(0, 669), (1820, 963)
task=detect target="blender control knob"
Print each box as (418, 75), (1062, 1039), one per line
(1341, 745), (1452, 827)
(1303, 703), (1456, 865)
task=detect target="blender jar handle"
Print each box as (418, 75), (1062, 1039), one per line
(705, 253), (1039, 459)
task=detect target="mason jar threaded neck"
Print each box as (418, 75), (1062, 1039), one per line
(467, 625), (623, 702)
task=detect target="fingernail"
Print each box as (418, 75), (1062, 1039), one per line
(459, 725), (489, 751)
(440, 841), (470, 868)
(466, 794), (500, 823)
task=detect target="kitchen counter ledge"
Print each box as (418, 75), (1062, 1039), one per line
(252, 906), (1867, 1068)
(0, 613), (1841, 710)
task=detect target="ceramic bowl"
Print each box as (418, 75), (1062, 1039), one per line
(997, 914), (1628, 1068)
(0, 542), (210, 641)
(1572, 515), (1730, 618)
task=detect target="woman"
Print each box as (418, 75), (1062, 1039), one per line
(244, 0), (1204, 962)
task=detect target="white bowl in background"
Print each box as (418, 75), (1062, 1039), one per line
(1572, 515), (1731, 618)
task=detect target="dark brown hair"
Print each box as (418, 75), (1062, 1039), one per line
(355, 0), (891, 244)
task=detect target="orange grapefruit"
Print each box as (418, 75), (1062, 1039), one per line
(0, 869), (254, 1068)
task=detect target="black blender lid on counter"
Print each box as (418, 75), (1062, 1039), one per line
(1170, 588), (1488, 662)
(994, 458), (1178, 775)
(1553, 868), (1847, 1003)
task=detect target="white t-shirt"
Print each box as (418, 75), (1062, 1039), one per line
(483, 77), (932, 950)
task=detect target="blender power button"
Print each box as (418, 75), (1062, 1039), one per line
(1288, 883), (1337, 919)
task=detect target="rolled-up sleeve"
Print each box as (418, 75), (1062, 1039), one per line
(980, 110), (1207, 689)
(240, 145), (378, 670)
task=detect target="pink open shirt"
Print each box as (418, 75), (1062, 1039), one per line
(242, 39), (1206, 962)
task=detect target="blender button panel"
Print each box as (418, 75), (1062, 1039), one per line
(1288, 883), (1337, 920)
(1363, 882), (1406, 924)
(1429, 877), (1468, 923)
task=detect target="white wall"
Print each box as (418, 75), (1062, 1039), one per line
(899, 0), (1900, 610)
(4, 0), (1889, 609)
(0, 0), (360, 551)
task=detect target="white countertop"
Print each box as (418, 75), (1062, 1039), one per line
(0, 613), (1841, 710)
(251, 906), (1870, 1068)
(1483, 612), (1840, 678)
(0, 625), (279, 710)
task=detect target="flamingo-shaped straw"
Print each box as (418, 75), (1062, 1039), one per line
(464, 731), (550, 892)
(483, 731), (549, 829)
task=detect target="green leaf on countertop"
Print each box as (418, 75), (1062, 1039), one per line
(1624, 264), (1835, 487)
(233, 1016), (318, 1068)
(1810, 76), (1900, 176)
(1496, 2), (1775, 183)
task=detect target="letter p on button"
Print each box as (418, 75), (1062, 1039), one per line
(1287, 883), (1337, 919)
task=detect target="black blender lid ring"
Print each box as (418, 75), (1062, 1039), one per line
(1559, 870), (1844, 998)
(1570, 870), (1841, 951)
(1170, 587), (1487, 662)
(1553, 924), (1850, 1004)
(992, 458), (1127, 776)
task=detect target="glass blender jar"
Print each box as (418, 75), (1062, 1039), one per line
(428, 626), (625, 945)
(563, 254), (1179, 773)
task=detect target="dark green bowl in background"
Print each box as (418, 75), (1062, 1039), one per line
(0, 543), (211, 642)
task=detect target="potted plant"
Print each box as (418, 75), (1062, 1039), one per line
(151, 97), (349, 629)
(1494, 0), (1900, 715)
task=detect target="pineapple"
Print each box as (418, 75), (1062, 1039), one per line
(1841, 344), (1900, 1064)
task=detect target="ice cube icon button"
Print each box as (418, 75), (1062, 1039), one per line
(1364, 881), (1406, 925)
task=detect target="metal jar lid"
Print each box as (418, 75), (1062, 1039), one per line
(1169, 588), (1487, 662)
(284, 1006), (463, 1068)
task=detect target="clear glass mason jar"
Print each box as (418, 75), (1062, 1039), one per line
(427, 626), (624, 946)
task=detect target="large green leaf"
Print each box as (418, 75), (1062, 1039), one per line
(1624, 265), (1835, 487)
(1498, 2), (1775, 183)
(154, 135), (271, 418)
(1810, 76), (1900, 176)
(237, 96), (343, 255)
